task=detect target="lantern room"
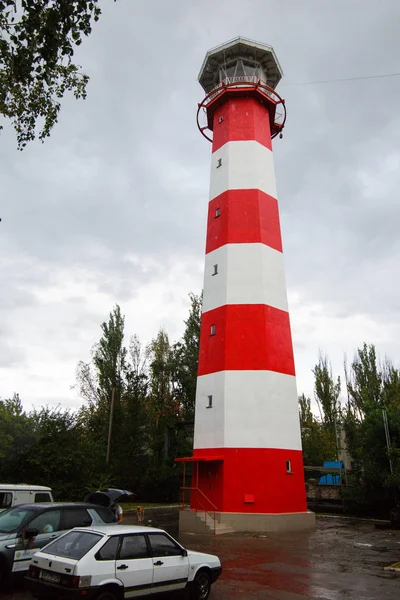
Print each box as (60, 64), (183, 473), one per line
(198, 36), (283, 93)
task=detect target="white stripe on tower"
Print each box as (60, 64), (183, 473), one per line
(209, 141), (278, 199)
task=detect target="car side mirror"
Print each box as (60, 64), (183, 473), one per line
(24, 528), (39, 539)
(182, 549), (188, 557)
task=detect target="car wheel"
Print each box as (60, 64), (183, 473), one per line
(96, 590), (118, 600)
(190, 570), (211, 600)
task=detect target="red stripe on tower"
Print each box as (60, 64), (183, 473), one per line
(206, 190), (283, 254)
(211, 97), (273, 152)
(198, 304), (295, 376)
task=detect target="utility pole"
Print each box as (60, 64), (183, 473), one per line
(106, 387), (115, 466)
(383, 409), (394, 475)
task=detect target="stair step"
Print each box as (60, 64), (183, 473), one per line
(193, 511), (234, 534)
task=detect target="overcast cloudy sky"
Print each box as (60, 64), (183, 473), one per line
(1, 0), (400, 411)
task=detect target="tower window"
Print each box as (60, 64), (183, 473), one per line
(212, 264), (218, 276)
(216, 158), (222, 168)
(207, 395), (213, 408)
(286, 460), (292, 474)
(210, 324), (216, 336)
(218, 116), (224, 123)
(215, 207), (220, 218)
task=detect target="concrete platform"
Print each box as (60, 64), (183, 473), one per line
(179, 508), (315, 535)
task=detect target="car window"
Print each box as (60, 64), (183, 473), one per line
(29, 509), (62, 533)
(93, 506), (117, 523)
(34, 493), (52, 503)
(42, 530), (102, 559)
(119, 535), (149, 560)
(0, 492), (12, 509)
(96, 536), (120, 561)
(147, 534), (182, 557)
(0, 507), (37, 533)
(62, 508), (93, 529)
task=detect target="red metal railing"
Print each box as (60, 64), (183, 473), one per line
(180, 486), (217, 535)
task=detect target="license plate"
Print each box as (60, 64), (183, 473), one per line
(40, 570), (61, 584)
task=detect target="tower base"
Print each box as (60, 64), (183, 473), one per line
(179, 509), (315, 535)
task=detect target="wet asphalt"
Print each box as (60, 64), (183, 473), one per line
(3, 517), (400, 600)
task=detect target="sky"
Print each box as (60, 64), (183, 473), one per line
(1, 0), (400, 412)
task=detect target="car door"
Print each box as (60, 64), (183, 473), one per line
(115, 534), (153, 597)
(146, 533), (189, 594)
(13, 508), (62, 573)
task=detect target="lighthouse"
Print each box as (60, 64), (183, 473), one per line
(177, 37), (314, 533)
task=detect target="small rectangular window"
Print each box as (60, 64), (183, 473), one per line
(120, 535), (149, 560)
(35, 492), (51, 503)
(212, 264), (218, 276)
(0, 493), (12, 509)
(43, 531), (102, 560)
(147, 533), (183, 557)
(210, 324), (216, 336)
(216, 158), (222, 168)
(207, 395), (213, 408)
(96, 536), (119, 561)
(62, 507), (92, 529)
(218, 116), (224, 123)
(215, 208), (220, 218)
(286, 460), (292, 474)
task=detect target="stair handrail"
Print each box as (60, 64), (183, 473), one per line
(180, 485), (217, 535)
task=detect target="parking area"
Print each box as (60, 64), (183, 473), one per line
(2, 517), (400, 600)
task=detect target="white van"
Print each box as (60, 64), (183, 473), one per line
(0, 484), (53, 512)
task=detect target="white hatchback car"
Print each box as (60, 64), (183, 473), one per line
(26, 525), (222, 600)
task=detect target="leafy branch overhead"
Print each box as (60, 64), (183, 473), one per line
(0, 0), (116, 149)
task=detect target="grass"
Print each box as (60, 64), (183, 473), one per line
(121, 502), (179, 510)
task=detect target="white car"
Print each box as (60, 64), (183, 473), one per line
(26, 524), (222, 600)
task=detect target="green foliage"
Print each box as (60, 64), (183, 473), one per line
(346, 343), (382, 416)
(0, 398), (95, 499)
(0, 393), (35, 477)
(312, 352), (341, 432)
(299, 354), (341, 467)
(0, 0), (116, 148)
(298, 394), (337, 466)
(300, 345), (400, 516)
(342, 344), (400, 513)
(172, 292), (202, 421)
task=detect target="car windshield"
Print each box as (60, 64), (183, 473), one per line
(43, 531), (103, 560)
(0, 507), (37, 533)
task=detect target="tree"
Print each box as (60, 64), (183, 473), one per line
(20, 406), (93, 499)
(342, 344), (400, 515)
(298, 394), (337, 466)
(76, 304), (128, 478)
(148, 329), (176, 463)
(0, 0), (115, 149)
(172, 292), (202, 421)
(112, 335), (151, 492)
(312, 353), (341, 433)
(299, 393), (313, 428)
(0, 393), (35, 480)
(346, 343), (382, 417)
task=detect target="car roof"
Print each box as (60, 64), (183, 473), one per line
(73, 525), (165, 536)
(8, 502), (103, 511)
(0, 484), (52, 491)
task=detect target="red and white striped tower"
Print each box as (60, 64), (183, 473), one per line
(177, 38), (314, 533)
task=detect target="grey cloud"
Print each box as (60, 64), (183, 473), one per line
(1, 0), (400, 406)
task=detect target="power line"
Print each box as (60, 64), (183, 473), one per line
(282, 71), (400, 87)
